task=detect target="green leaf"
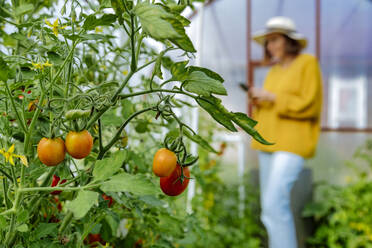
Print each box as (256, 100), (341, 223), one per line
(170, 60), (189, 81)
(32, 223), (58, 240)
(121, 99), (135, 119)
(184, 130), (218, 153)
(165, 129), (180, 141)
(104, 213), (119, 236)
(187, 66), (224, 83)
(166, 17), (196, 52)
(231, 112), (273, 145)
(159, 3), (187, 15)
(67, 33), (116, 41)
(100, 172), (159, 196)
(173, 13), (190, 26)
(183, 71), (227, 96)
(20, 67), (36, 80)
(47, 51), (64, 66)
(134, 3), (180, 40)
(16, 224), (29, 232)
(232, 112), (257, 128)
(14, 3), (34, 16)
(2, 33), (17, 47)
(161, 56), (173, 70)
(154, 50), (167, 80)
(17, 209), (29, 223)
(0, 57), (9, 82)
(138, 195), (165, 207)
(101, 108), (122, 126)
(83, 14), (117, 30)
(196, 96), (237, 132)
(93, 151), (127, 181)
(99, 0), (112, 9)
(65, 191), (99, 219)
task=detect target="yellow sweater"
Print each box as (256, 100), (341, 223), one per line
(251, 54), (323, 158)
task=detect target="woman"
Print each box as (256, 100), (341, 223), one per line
(249, 16), (323, 248)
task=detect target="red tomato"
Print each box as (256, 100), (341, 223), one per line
(51, 175), (67, 195)
(87, 234), (105, 247)
(102, 193), (114, 207)
(160, 164), (190, 196)
(48, 215), (60, 223)
(65, 130), (93, 159)
(134, 239), (143, 248)
(37, 137), (66, 166)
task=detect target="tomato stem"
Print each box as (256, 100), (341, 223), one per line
(3, 80), (27, 133)
(97, 106), (155, 159)
(120, 88), (197, 101)
(58, 211), (73, 235)
(98, 118), (103, 152)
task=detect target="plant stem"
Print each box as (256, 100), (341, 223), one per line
(26, 166), (58, 212)
(3, 81), (27, 133)
(129, 11), (136, 72)
(135, 58), (157, 72)
(2, 179), (10, 209)
(19, 183), (101, 193)
(21, 90), (46, 187)
(120, 89), (197, 100)
(97, 106), (155, 159)
(50, 32), (82, 88)
(85, 70), (135, 129)
(4, 214), (16, 245)
(4, 190), (21, 244)
(0, 15), (17, 26)
(98, 118), (103, 152)
(0, 167), (13, 183)
(10, 166), (18, 188)
(110, 69), (135, 103)
(58, 211), (73, 234)
(135, 33), (144, 66)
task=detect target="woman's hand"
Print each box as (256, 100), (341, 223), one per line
(248, 87), (276, 106)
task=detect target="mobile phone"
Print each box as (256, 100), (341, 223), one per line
(239, 83), (251, 92)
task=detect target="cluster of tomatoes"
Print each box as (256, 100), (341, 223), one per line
(152, 148), (190, 196)
(38, 126), (190, 198)
(37, 129), (93, 166)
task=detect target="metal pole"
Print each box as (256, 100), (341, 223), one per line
(246, 0), (253, 116)
(238, 138), (246, 217)
(186, 3), (204, 214)
(315, 0), (321, 60)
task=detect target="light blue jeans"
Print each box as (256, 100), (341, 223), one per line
(258, 151), (305, 248)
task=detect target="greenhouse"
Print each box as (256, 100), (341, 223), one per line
(0, 0), (371, 247)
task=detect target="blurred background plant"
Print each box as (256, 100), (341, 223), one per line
(303, 140), (372, 248)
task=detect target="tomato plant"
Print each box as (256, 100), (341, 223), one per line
(0, 0), (270, 246)
(303, 140), (372, 248)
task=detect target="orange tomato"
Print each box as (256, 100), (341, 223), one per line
(65, 130), (93, 159)
(37, 137), (66, 166)
(152, 148), (177, 177)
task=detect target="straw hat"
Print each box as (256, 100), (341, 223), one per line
(253, 16), (307, 49)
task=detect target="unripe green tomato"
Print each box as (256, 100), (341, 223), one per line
(65, 109), (90, 120)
